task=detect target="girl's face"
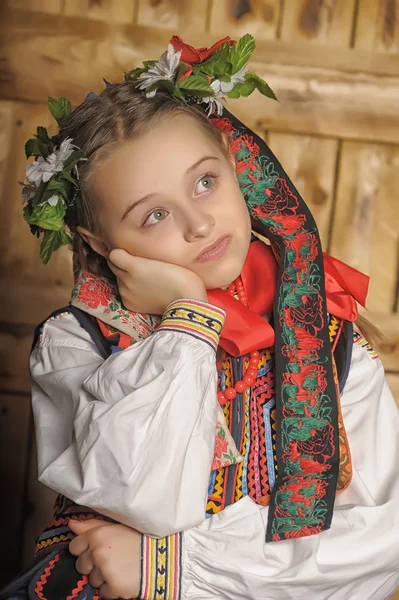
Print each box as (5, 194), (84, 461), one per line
(87, 114), (252, 289)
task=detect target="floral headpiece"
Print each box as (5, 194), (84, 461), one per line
(125, 34), (277, 115)
(21, 34), (277, 263)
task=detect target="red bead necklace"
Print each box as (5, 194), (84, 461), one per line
(217, 276), (260, 406)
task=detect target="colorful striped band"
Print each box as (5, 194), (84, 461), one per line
(159, 299), (225, 352)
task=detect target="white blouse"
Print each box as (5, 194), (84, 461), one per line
(30, 306), (399, 600)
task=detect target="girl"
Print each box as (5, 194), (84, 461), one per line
(2, 35), (399, 600)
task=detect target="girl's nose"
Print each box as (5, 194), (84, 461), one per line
(184, 210), (216, 242)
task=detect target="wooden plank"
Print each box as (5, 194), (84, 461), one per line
(357, 309), (399, 373)
(329, 141), (399, 315)
(209, 0), (281, 40)
(267, 132), (338, 247)
(22, 432), (57, 566)
(63, 0), (137, 23)
(0, 101), (73, 326)
(354, 0), (399, 53)
(0, 329), (33, 393)
(137, 0), (208, 32)
(1, 11), (398, 144)
(4, 0), (63, 14)
(0, 392), (31, 586)
(280, 0), (356, 46)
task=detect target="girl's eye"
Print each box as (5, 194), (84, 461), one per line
(144, 209), (168, 226)
(195, 173), (219, 195)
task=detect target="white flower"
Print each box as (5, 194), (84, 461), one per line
(136, 44), (182, 92)
(47, 194), (60, 207)
(201, 96), (224, 117)
(25, 137), (77, 187)
(211, 65), (248, 98)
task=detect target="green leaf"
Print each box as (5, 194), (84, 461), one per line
(201, 42), (232, 78)
(59, 170), (77, 185)
(226, 78), (256, 99)
(47, 96), (72, 124)
(24, 199), (65, 231)
(143, 60), (157, 68)
(244, 72), (279, 101)
(40, 228), (71, 264)
(179, 75), (213, 97)
(35, 126), (52, 146)
(230, 34), (255, 74)
(124, 66), (147, 81)
(25, 138), (48, 159)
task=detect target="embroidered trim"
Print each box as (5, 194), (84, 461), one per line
(212, 114), (340, 542)
(353, 330), (379, 359)
(159, 299), (225, 352)
(140, 533), (183, 600)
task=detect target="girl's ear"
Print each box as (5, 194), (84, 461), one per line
(76, 226), (110, 258)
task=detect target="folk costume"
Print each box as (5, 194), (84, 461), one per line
(2, 35), (399, 600)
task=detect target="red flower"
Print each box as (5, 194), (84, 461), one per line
(297, 423), (335, 464)
(263, 178), (299, 214)
(214, 433), (229, 458)
(77, 278), (114, 310)
(170, 35), (234, 64)
(290, 293), (324, 334)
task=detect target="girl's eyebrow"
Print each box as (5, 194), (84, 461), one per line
(121, 155), (219, 222)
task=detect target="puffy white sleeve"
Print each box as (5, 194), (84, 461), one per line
(139, 336), (399, 600)
(31, 299), (225, 538)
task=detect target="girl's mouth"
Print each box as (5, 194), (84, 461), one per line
(195, 235), (231, 263)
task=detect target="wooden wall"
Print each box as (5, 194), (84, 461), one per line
(0, 0), (398, 593)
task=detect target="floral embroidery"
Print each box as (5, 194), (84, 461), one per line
(212, 113), (340, 542)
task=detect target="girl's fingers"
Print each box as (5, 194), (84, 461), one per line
(98, 582), (119, 599)
(69, 519), (108, 556)
(75, 548), (95, 575)
(108, 248), (132, 272)
(69, 519), (107, 535)
(106, 259), (125, 279)
(89, 566), (106, 590)
(69, 532), (89, 556)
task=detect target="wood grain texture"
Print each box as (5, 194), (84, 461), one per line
(1, 10), (398, 144)
(209, 0), (281, 40)
(280, 0), (356, 46)
(354, 0), (399, 53)
(0, 101), (73, 327)
(137, 0), (209, 32)
(4, 0), (64, 14)
(330, 141), (399, 315)
(267, 132), (338, 247)
(0, 393), (31, 586)
(63, 0), (137, 23)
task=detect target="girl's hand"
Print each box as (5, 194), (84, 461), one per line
(108, 248), (208, 314)
(69, 518), (141, 599)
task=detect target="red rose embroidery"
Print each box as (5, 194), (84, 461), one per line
(290, 294), (324, 334)
(297, 424), (335, 464)
(214, 432), (229, 459)
(170, 35), (234, 63)
(264, 178), (299, 213)
(77, 278), (114, 310)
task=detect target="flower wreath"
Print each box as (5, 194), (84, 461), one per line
(20, 34), (277, 263)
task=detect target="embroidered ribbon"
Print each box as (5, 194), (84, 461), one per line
(207, 241), (369, 358)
